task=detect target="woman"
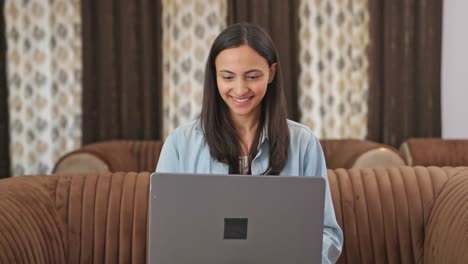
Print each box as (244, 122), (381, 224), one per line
(156, 22), (343, 263)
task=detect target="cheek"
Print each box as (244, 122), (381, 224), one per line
(216, 81), (227, 95)
(251, 81), (269, 95)
(216, 80), (229, 95)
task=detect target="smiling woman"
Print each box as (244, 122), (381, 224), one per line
(199, 23), (288, 175)
(155, 22), (343, 263)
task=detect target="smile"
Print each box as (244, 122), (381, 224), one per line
(231, 96), (252, 103)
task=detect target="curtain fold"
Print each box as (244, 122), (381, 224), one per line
(0, 1), (9, 178)
(81, 0), (163, 144)
(367, 0), (442, 147)
(227, 0), (300, 121)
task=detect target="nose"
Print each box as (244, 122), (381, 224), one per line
(231, 79), (249, 96)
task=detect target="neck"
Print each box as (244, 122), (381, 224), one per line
(230, 111), (261, 156)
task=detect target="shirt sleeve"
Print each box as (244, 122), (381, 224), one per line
(155, 131), (180, 173)
(304, 135), (344, 264)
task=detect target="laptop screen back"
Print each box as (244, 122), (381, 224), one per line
(148, 173), (325, 264)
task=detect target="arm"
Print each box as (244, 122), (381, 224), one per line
(155, 132), (180, 173)
(305, 136), (343, 264)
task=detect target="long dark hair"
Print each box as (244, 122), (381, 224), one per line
(200, 22), (289, 175)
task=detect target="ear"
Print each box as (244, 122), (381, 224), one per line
(268, 63), (277, 83)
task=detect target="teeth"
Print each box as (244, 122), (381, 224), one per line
(232, 97), (250, 103)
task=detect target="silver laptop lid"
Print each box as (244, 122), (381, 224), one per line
(148, 173), (325, 264)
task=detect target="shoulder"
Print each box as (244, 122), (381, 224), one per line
(285, 120), (326, 176)
(286, 119), (319, 143)
(171, 119), (201, 134)
(170, 119), (203, 137)
(286, 119), (314, 134)
(165, 119), (203, 144)
(286, 119), (323, 156)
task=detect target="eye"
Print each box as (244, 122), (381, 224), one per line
(222, 76), (234, 81)
(246, 75), (260, 80)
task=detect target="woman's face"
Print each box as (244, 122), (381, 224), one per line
(215, 44), (276, 122)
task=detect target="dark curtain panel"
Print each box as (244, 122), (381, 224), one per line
(81, 0), (162, 144)
(228, 0), (300, 121)
(0, 1), (10, 178)
(367, 0), (442, 147)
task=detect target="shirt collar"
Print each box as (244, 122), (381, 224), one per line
(195, 118), (269, 145)
(259, 121), (269, 145)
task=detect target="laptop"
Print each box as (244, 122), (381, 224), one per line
(148, 173), (325, 264)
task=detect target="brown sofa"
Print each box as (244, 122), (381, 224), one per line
(53, 139), (405, 174)
(53, 140), (164, 174)
(1, 167), (468, 263)
(400, 138), (468, 166)
(320, 139), (405, 169)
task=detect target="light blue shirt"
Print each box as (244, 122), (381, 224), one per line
(156, 119), (343, 263)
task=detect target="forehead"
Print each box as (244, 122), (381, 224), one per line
(215, 45), (269, 71)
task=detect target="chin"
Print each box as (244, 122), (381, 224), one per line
(234, 111), (253, 116)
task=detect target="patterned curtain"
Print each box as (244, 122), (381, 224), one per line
(162, 0), (227, 137)
(5, 0), (82, 176)
(298, 0), (369, 139)
(0, 0), (442, 176)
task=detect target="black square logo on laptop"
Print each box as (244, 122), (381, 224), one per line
(224, 218), (248, 240)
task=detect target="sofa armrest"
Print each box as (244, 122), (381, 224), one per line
(425, 167), (468, 263)
(321, 139), (406, 169)
(0, 176), (66, 263)
(53, 141), (139, 174)
(53, 140), (164, 174)
(53, 151), (111, 174)
(352, 147), (406, 169)
(400, 138), (468, 166)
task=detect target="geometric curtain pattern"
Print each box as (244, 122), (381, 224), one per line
(298, 0), (369, 139)
(5, 0), (82, 176)
(161, 0), (227, 138)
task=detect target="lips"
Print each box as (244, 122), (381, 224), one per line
(232, 96), (252, 103)
(230, 96), (253, 107)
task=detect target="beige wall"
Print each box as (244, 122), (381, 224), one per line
(442, 0), (468, 138)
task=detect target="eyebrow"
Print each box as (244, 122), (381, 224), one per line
(218, 69), (263, 74)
